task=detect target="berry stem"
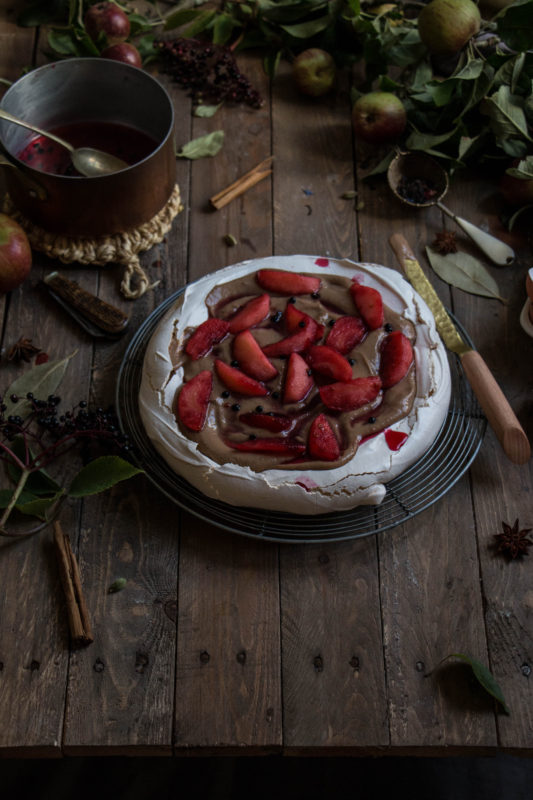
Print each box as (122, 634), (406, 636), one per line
(0, 466), (31, 531)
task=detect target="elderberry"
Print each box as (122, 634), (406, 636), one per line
(155, 39), (263, 109)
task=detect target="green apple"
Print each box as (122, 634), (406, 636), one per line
(292, 49), (336, 97)
(418, 0), (481, 55)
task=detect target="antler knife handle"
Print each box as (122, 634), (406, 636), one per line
(44, 272), (129, 335)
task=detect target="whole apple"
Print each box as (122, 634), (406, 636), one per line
(0, 214), (32, 294)
(418, 0), (481, 56)
(84, 2), (131, 46)
(292, 49), (336, 97)
(101, 42), (142, 68)
(352, 91), (406, 144)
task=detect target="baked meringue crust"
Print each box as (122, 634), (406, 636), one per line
(139, 255), (451, 515)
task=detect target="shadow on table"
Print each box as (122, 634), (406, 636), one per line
(2, 754), (533, 800)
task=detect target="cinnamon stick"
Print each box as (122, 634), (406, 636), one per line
(53, 521), (93, 647)
(210, 156), (273, 210)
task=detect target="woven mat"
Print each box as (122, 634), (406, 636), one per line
(3, 183), (183, 299)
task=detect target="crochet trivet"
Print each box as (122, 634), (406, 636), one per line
(3, 183), (183, 299)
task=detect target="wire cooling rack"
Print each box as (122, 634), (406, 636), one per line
(116, 289), (486, 544)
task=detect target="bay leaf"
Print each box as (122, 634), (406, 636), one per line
(177, 130), (224, 160)
(68, 455), (143, 498)
(193, 104), (222, 118)
(3, 351), (77, 418)
(426, 247), (506, 303)
(448, 653), (510, 714)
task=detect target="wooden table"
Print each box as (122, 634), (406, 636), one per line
(1, 2), (532, 759)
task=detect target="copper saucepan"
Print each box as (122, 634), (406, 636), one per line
(0, 58), (176, 237)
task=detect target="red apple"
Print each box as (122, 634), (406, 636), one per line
(84, 2), (131, 46)
(101, 42), (142, 68)
(292, 49), (336, 97)
(0, 214), (32, 294)
(418, 0), (481, 56)
(352, 91), (406, 144)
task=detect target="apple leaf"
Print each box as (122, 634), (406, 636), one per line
(16, 490), (64, 521)
(481, 86), (533, 145)
(68, 456), (144, 498)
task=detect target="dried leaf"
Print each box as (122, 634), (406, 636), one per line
(426, 247), (506, 303)
(194, 103), (222, 118)
(177, 131), (224, 159)
(448, 653), (510, 714)
(3, 351), (77, 418)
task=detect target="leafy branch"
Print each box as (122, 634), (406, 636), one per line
(0, 355), (142, 537)
(13, 1), (533, 176)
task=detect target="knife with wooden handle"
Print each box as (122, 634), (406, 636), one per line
(389, 233), (530, 465)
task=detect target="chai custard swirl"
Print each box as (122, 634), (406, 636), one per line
(171, 271), (416, 472)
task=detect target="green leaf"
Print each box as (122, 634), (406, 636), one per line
(108, 577), (127, 594)
(68, 456), (143, 498)
(448, 653), (510, 715)
(280, 14), (331, 38)
(181, 9), (217, 38)
(263, 49), (282, 80)
(177, 131), (224, 159)
(426, 248), (506, 303)
(406, 128), (457, 151)
(163, 8), (207, 30)
(16, 490), (64, 521)
(0, 489), (38, 509)
(212, 12), (239, 44)
(482, 85), (533, 144)
(3, 352), (77, 419)
(193, 104), (222, 118)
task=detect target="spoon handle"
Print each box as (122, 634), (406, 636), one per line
(436, 201), (515, 266)
(0, 108), (73, 153)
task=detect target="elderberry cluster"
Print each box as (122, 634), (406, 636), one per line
(0, 393), (130, 465)
(155, 39), (263, 108)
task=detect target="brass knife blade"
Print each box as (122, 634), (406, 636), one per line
(389, 233), (530, 465)
(401, 257), (471, 357)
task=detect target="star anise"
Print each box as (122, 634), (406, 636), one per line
(432, 230), (458, 254)
(493, 519), (532, 560)
(6, 337), (42, 363)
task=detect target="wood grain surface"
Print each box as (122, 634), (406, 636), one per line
(0, 1), (532, 758)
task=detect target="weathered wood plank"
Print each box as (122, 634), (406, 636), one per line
(61, 70), (191, 755)
(449, 168), (533, 750)
(173, 54), (282, 753)
(271, 63), (388, 752)
(175, 517), (282, 754)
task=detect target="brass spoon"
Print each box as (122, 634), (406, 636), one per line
(387, 151), (515, 266)
(0, 107), (128, 177)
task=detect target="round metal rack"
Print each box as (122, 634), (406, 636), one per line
(116, 289), (486, 544)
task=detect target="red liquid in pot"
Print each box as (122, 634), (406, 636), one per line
(17, 120), (158, 176)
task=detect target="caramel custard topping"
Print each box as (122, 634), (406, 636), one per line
(172, 271), (416, 472)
